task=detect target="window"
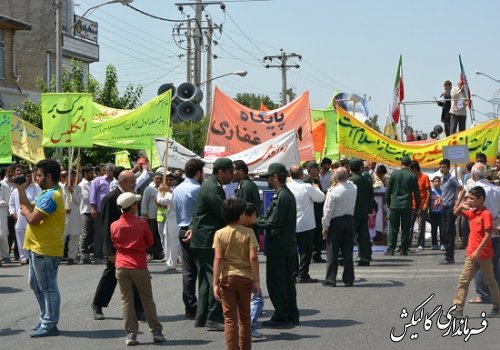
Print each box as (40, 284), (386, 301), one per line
(0, 30), (5, 78)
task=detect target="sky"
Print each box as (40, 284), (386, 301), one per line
(81, 0), (500, 135)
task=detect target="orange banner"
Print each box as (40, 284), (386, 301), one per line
(206, 87), (314, 160)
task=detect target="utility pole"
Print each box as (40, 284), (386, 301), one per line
(193, 0), (202, 87)
(186, 16), (192, 83)
(55, 0), (62, 92)
(264, 49), (301, 106)
(205, 17), (213, 115)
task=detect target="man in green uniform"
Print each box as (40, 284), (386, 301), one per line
(384, 156), (421, 256)
(349, 158), (374, 266)
(233, 160), (260, 212)
(188, 157), (234, 331)
(257, 163), (299, 328)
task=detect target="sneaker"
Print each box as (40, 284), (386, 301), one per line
(91, 304), (105, 320)
(440, 245), (446, 251)
(206, 320), (225, 331)
(251, 329), (263, 338)
(152, 329), (165, 343)
(416, 246), (424, 252)
(125, 333), (138, 346)
(20, 259), (29, 265)
(30, 326), (60, 338)
(296, 277), (318, 284)
(32, 322), (41, 331)
(487, 307), (500, 318)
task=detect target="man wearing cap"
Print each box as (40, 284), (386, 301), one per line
(91, 170), (144, 321)
(188, 157), (234, 330)
(305, 161), (327, 263)
(384, 156), (421, 256)
(257, 163), (300, 328)
(349, 158), (374, 266)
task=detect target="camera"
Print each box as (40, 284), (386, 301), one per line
(13, 176), (27, 185)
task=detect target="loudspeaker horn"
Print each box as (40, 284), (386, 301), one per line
(177, 101), (198, 121)
(192, 105), (204, 122)
(157, 83), (176, 97)
(433, 125), (444, 134)
(176, 82), (197, 101)
(429, 130), (438, 139)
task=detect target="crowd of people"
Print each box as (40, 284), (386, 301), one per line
(1, 151), (499, 348)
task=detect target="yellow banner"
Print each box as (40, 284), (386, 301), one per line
(337, 107), (499, 168)
(11, 115), (45, 164)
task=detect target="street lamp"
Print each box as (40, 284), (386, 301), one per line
(475, 71), (500, 84)
(202, 70), (248, 116)
(471, 94), (500, 119)
(55, 0), (133, 92)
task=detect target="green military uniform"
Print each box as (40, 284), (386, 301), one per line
(384, 164), (421, 254)
(190, 174), (226, 324)
(349, 170), (374, 265)
(235, 176), (260, 212)
(257, 183), (299, 323)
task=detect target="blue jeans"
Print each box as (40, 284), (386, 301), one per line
(250, 291), (264, 330)
(29, 251), (61, 329)
(475, 238), (500, 302)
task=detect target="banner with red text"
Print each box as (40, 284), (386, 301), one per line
(337, 106), (499, 168)
(206, 87), (314, 161)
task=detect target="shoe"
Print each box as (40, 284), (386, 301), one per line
(384, 250), (395, 256)
(152, 329), (165, 342)
(400, 251), (408, 256)
(344, 282), (354, 287)
(185, 311), (196, 320)
(125, 333), (138, 346)
(92, 304), (105, 320)
(296, 277), (318, 284)
(416, 246), (424, 252)
(194, 320), (206, 327)
(136, 311), (146, 322)
(322, 281), (336, 287)
(261, 319), (291, 329)
(487, 307), (500, 318)
(32, 322), (41, 331)
(30, 326), (60, 338)
(438, 258), (455, 265)
(21, 259), (29, 265)
(206, 320), (224, 331)
(312, 256), (326, 263)
(81, 257), (91, 264)
(67, 258), (74, 265)
(358, 259), (370, 266)
(251, 329), (263, 338)
(432, 245), (439, 250)
(440, 245), (446, 251)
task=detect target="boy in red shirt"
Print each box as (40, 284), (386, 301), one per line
(112, 192), (165, 345)
(452, 186), (500, 318)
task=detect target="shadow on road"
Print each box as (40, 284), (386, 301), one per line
(298, 318), (362, 328)
(370, 263), (412, 267)
(372, 258), (414, 263)
(0, 328), (25, 337)
(0, 286), (24, 294)
(354, 279), (404, 288)
(158, 314), (191, 322)
(254, 332), (320, 342)
(61, 329), (124, 339)
(166, 339), (212, 346)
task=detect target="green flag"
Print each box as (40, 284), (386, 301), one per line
(323, 109), (339, 159)
(41, 93), (94, 147)
(93, 91), (171, 149)
(115, 150), (131, 168)
(0, 111), (12, 164)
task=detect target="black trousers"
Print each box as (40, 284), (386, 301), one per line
(353, 213), (371, 261)
(192, 248), (223, 323)
(93, 260), (143, 314)
(147, 218), (163, 258)
(296, 229), (314, 279)
(80, 213), (93, 257)
(8, 216), (18, 259)
(266, 254), (299, 323)
(325, 215), (354, 285)
(443, 207), (457, 261)
(429, 212), (444, 246)
(450, 113), (466, 134)
(179, 231), (197, 314)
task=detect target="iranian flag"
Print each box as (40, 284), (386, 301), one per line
(390, 55), (404, 124)
(459, 55), (472, 109)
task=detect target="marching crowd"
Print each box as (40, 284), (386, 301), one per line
(1, 152), (499, 349)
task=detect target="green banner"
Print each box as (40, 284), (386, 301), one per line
(323, 109), (339, 160)
(92, 91), (171, 149)
(0, 111), (12, 164)
(41, 93), (94, 147)
(115, 150), (131, 168)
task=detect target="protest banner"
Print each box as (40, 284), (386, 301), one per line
(41, 93), (94, 147)
(336, 106), (499, 167)
(10, 115), (45, 164)
(0, 111), (12, 163)
(155, 137), (206, 171)
(114, 150), (131, 168)
(206, 87), (314, 161)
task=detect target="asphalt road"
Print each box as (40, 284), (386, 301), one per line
(1, 248), (499, 350)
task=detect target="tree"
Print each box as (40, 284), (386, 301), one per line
(365, 114), (381, 133)
(13, 60), (143, 165)
(171, 118), (210, 156)
(234, 93), (279, 110)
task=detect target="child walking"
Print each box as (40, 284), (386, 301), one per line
(112, 192), (165, 345)
(451, 186), (500, 318)
(213, 198), (261, 350)
(429, 176), (444, 250)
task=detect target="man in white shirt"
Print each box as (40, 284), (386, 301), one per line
(1, 165), (16, 262)
(288, 165), (325, 283)
(61, 170), (82, 265)
(319, 158), (333, 193)
(9, 167), (42, 265)
(321, 167), (357, 287)
(78, 165), (95, 264)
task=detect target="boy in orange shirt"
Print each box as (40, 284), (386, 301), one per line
(452, 186), (500, 318)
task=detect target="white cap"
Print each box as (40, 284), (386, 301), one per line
(116, 192), (141, 209)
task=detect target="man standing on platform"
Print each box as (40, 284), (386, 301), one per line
(384, 156), (421, 256)
(257, 163), (300, 328)
(187, 158), (234, 331)
(349, 158), (374, 266)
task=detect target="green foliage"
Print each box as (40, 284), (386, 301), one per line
(234, 93), (279, 110)
(13, 60), (144, 166)
(365, 114), (381, 133)
(171, 118), (210, 156)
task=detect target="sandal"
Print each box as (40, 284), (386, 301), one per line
(468, 296), (486, 304)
